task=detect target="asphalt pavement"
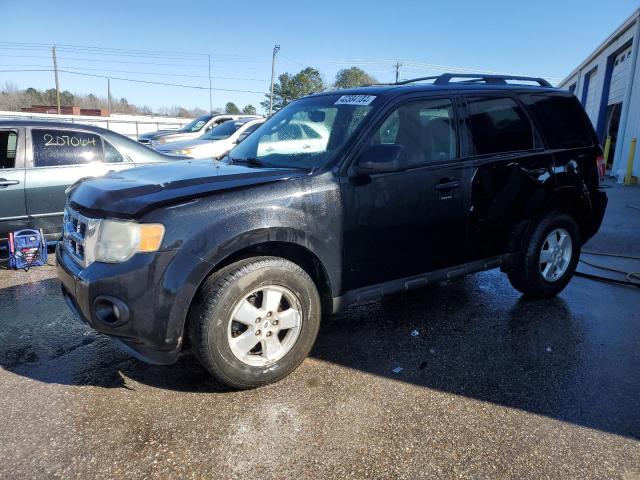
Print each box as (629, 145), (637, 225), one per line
(0, 181), (639, 479)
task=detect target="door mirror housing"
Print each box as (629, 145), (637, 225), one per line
(353, 144), (408, 175)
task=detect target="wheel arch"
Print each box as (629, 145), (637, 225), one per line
(179, 237), (334, 349)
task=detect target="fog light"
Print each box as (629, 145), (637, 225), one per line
(93, 296), (129, 327)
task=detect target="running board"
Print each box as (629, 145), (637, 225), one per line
(331, 255), (507, 313)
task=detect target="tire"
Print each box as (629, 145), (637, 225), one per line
(188, 256), (321, 389)
(508, 212), (581, 298)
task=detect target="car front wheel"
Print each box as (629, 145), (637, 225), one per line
(189, 256), (321, 389)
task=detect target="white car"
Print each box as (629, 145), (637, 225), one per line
(156, 118), (264, 159)
(257, 121), (328, 156)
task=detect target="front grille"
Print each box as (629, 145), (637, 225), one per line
(63, 207), (99, 267)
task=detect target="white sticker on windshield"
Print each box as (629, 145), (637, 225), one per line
(334, 95), (377, 106)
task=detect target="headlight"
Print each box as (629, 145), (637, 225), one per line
(174, 148), (192, 155)
(93, 220), (165, 263)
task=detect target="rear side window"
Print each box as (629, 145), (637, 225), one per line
(0, 130), (18, 169)
(467, 97), (534, 156)
(103, 139), (124, 163)
(521, 94), (593, 149)
(32, 129), (103, 167)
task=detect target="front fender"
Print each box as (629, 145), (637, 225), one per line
(144, 173), (343, 343)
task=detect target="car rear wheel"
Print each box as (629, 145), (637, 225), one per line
(508, 212), (581, 298)
(189, 256), (321, 389)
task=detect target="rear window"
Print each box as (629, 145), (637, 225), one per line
(520, 94), (593, 149)
(467, 96), (534, 156)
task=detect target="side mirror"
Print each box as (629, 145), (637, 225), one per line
(353, 144), (408, 175)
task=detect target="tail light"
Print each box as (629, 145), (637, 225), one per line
(596, 154), (605, 186)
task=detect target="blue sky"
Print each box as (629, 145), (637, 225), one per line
(2, 0), (639, 114)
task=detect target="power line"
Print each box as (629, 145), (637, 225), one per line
(0, 53), (208, 68)
(0, 41), (208, 59)
(0, 42), (265, 63)
(1, 64), (267, 81)
(0, 68), (266, 94)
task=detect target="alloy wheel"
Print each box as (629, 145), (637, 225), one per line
(227, 285), (302, 366)
(539, 228), (573, 282)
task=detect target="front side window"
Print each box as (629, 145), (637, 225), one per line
(32, 129), (103, 167)
(202, 121), (242, 141)
(370, 98), (457, 166)
(237, 122), (262, 143)
(467, 97), (534, 156)
(180, 114), (212, 132)
(0, 130), (17, 169)
(229, 94), (375, 170)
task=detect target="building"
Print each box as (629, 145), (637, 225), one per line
(559, 8), (640, 182)
(21, 105), (108, 117)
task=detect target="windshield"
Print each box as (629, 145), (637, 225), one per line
(229, 94), (376, 170)
(180, 114), (212, 132)
(202, 120), (243, 141)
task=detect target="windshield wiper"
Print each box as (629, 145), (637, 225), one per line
(230, 157), (268, 167)
(229, 156), (310, 171)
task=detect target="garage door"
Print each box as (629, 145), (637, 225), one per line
(609, 47), (633, 105)
(584, 70), (599, 122)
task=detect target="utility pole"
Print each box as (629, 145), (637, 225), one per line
(269, 44), (280, 116)
(394, 61), (402, 84)
(208, 54), (213, 114)
(107, 78), (112, 116)
(52, 46), (61, 114)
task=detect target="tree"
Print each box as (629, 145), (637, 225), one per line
(261, 67), (325, 113)
(59, 90), (75, 107)
(334, 67), (377, 89)
(242, 104), (257, 115)
(43, 89), (58, 105)
(225, 102), (240, 114)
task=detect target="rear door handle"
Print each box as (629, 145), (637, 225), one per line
(0, 179), (20, 188)
(435, 181), (459, 191)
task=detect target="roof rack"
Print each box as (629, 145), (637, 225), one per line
(388, 73), (552, 88)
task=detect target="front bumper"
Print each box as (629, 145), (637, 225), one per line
(56, 243), (184, 365)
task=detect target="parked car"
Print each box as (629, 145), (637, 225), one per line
(156, 118), (265, 159)
(58, 73), (607, 389)
(256, 120), (329, 156)
(138, 114), (260, 148)
(0, 120), (186, 245)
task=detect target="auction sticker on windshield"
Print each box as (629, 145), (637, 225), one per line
(335, 95), (376, 106)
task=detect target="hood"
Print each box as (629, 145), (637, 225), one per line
(138, 129), (183, 140)
(156, 138), (212, 152)
(67, 159), (306, 218)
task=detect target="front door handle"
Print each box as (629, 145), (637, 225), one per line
(435, 180), (459, 191)
(0, 179), (20, 188)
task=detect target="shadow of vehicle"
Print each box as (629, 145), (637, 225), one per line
(0, 271), (638, 439)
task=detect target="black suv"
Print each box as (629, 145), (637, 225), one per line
(57, 73), (607, 388)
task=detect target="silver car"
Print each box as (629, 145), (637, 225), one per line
(0, 120), (183, 245)
(137, 114), (261, 148)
